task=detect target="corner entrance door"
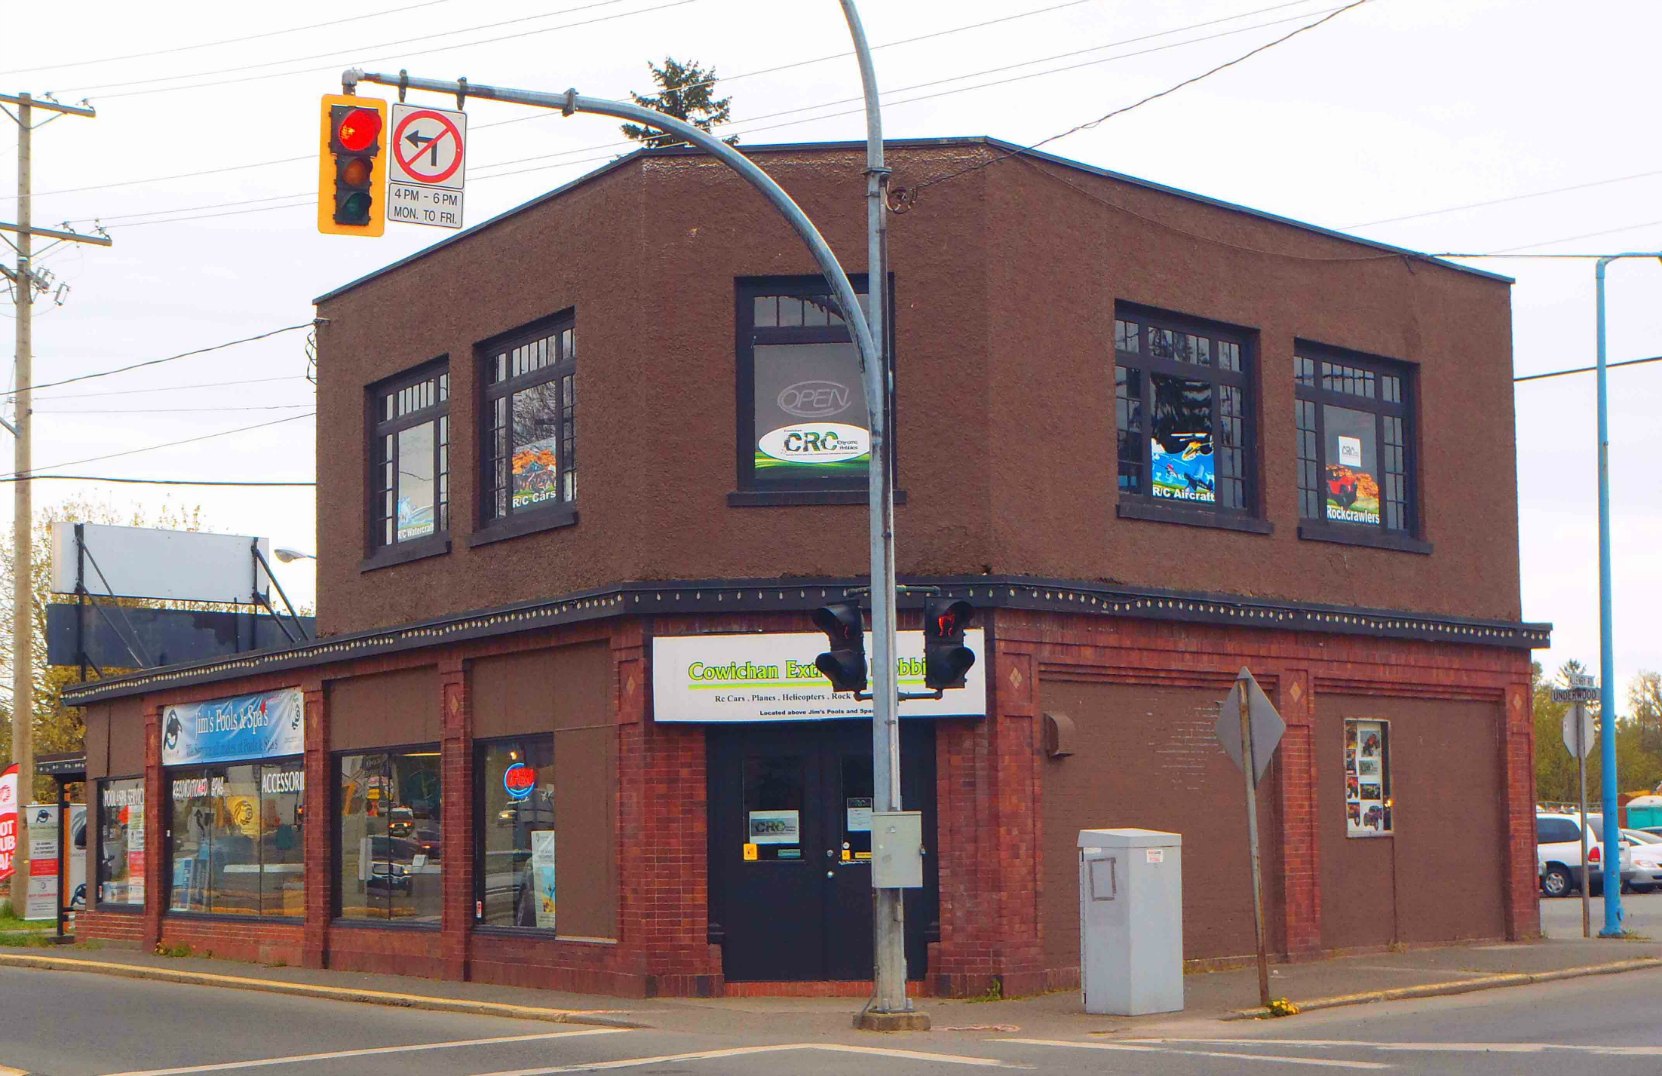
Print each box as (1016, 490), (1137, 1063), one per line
(708, 721), (937, 982)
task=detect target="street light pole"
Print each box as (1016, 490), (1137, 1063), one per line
(1590, 252), (1660, 937)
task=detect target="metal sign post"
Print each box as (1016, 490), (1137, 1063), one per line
(1553, 674), (1599, 939)
(1217, 668), (1285, 1009)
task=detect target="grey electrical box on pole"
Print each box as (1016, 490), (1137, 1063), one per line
(1078, 829), (1183, 1016)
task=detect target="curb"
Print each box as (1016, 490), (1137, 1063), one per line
(1226, 957), (1662, 1020)
(0, 952), (641, 1028)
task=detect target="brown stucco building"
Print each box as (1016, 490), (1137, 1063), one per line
(65, 138), (1547, 997)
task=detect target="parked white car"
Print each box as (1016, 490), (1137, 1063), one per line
(1537, 812), (1633, 897)
(1622, 829), (1662, 894)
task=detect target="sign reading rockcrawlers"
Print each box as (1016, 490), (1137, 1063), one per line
(388, 102), (466, 229)
(652, 630), (987, 723)
(162, 688), (304, 766)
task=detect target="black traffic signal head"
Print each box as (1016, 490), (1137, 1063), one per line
(318, 94), (387, 236)
(923, 598), (976, 690)
(812, 600), (867, 694)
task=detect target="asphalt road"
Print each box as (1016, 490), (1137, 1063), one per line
(7, 964), (1662, 1075)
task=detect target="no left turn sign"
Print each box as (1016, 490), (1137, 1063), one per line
(390, 103), (467, 190)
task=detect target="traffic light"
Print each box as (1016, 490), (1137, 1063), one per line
(812, 600), (867, 694)
(318, 94), (388, 237)
(923, 598), (976, 690)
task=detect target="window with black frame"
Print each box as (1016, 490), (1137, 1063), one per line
(1114, 309), (1253, 519)
(96, 777), (145, 909)
(737, 280), (873, 496)
(337, 749), (443, 924)
(165, 761), (304, 917)
(370, 364), (449, 550)
(1294, 347), (1413, 534)
(475, 737), (556, 930)
(482, 316), (576, 529)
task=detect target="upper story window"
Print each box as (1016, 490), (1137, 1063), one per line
(1294, 346), (1413, 534)
(736, 279), (872, 499)
(1114, 308), (1255, 521)
(482, 315), (576, 528)
(372, 364), (449, 549)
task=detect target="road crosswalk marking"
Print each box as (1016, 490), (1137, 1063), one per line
(475, 1042), (1023, 1074)
(100, 1028), (630, 1076)
(998, 1038), (1391, 1070)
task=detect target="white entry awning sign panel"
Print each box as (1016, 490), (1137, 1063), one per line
(389, 103), (466, 190)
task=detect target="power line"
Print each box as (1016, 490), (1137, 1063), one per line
(32, 374), (307, 402)
(1438, 220), (1662, 257)
(83, 0), (699, 100)
(1344, 168), (1662, 230)
(71, 1), (1350, 230)
(0, 323), (313, 398)
(0, 0), (469, 78)
(0, 474), (315, 487)
(1515, 354), (1662, 384)
(35, 403), (315, 414)
(7, 412), (315, 476)
(905, 0), (1373, 198)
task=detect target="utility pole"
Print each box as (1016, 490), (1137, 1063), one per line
(1, 91), (108, 917)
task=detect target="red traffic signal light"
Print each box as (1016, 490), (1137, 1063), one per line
(922, 598), (976, 690)
(318, 95), (387, 237)
(812, 600), (868, 694)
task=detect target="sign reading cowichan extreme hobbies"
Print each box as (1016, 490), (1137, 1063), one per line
(162, 688), (304, 766)
(652, 631), (987, 723)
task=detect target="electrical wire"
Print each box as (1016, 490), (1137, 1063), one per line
(32, 374), (307, 402)
(1515, 355), (1662, 384)
(69, 1), (1354, 230)
(903, 0), (1373, 199)
(82, 0), (700, 101)
(35, 403), (316, 414)
(1345, 168), (1662, 230)
(0, 0), (470, 78)
(0, 323), (314, 398)
(0, 474), (315, 486)
(5, 412), (315, 477)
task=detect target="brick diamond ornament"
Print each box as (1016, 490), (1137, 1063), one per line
(1008, 664), (1025, 692)
(1288, 680), (1304, 705)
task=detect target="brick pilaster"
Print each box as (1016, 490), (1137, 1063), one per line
(301, 679), (330, 969)
(1501, 679), (1540, 940)
(142, 705), (163, 952)
(1276, 668), (1321, 956)
(439, 659), (472, 981)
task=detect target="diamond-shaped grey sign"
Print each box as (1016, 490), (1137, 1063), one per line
(1216, 668), (1285, 785)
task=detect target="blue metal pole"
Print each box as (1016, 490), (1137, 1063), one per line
(1594, 255), (1622, 935)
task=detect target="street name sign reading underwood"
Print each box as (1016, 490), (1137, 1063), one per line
(388, 102), (466, 229)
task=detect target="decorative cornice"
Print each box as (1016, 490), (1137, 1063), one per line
(60, 575), (1550, 706)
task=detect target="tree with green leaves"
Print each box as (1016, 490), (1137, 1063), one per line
(1532, 660), (1662, 807)
(620, 57), (736, 149)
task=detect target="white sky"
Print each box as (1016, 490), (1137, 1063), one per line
(1, 0), (1657, 705)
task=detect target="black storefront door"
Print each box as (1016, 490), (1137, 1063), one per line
(708, 721), (937, 982)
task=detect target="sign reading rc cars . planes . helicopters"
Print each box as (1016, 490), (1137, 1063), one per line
(318, 95), (466, 235)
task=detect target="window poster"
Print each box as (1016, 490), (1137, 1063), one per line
(752, 343), (870, 481)
(530, 830), (557, 930)
(1149, 375), (1215, 502)
(511, 435), (560, 509)
(1345, 719), (1392, 837)
(1324, 406), (1381, 526)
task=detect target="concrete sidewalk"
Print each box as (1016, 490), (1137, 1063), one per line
(3, 934), (1660, 1038)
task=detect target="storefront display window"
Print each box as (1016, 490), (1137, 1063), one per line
(337, 749), (443, 923)
(97, 777), (145, 908)
(1344, 719), (1392, 837)
(1114, 308), (1252, 515)
(167, 761), (304, 916)
(475, 737), (555, 929)
(737, 278), (875, 493)
(1295, 349), (1413, 533)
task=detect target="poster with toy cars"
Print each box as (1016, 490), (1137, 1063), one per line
(1345, 719), (1392, 837)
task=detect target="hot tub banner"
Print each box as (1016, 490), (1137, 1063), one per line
(162, 688), (305, 766)
(652, 630), (987, 723)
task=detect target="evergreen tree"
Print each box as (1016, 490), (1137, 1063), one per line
(620, 57), (736, 149)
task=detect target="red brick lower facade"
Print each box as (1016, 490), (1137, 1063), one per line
(74, 605), (1538, 998)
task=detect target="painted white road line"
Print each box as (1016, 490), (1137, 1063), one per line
(101, 1027), (631, 1076)
(1137, 1038), (1662, 1057)
(476, 1042), (1023, 1074)
(997, 1038), (1391, 1070)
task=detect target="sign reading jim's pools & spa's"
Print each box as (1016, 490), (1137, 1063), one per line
(652, 631), (987, 723)
(162, 688), (304, 766)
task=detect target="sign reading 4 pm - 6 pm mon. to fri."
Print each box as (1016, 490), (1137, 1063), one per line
(651, 631), (988, 723)
(388, 102), (466, 230)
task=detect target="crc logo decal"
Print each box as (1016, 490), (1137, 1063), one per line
(777, 380), (853, 419)
(758, 422), (869, 464)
